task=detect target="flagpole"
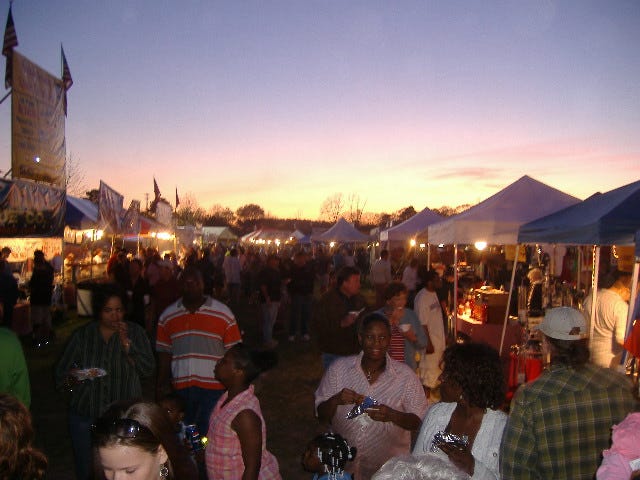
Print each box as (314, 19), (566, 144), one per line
(0, 88), (10, 104)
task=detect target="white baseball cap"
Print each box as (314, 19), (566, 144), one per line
(535, 307), (588, 341)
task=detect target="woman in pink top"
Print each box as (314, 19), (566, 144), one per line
(205, 344), (281, 480)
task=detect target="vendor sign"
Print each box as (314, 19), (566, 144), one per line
(0, 178), (65, 237)
(11, 51), (66, 188)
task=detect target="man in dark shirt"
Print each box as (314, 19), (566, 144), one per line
(287, 250), (315, 341)
(313, 266), (368, 369)
(30, 250), (54, 346)
(258, 255), (283, 348)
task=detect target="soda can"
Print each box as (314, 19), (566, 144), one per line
(184, 424), (204, 451)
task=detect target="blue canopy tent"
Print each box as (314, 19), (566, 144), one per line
(518, 179), (640, 246)
(66, 196), (99, 230)
(517, 179), (640, 363)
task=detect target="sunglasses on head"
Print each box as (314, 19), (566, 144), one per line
(91, 418), (147, 439)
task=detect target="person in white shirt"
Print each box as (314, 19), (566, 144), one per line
(370, 250), (392, 308)
(584, 269), (634, 369)
(401, 258), (419, 307)
(414, 268), (446, 398)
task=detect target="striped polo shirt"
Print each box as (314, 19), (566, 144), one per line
(156, 296), (242, 390)
(389, 324), (405, 363)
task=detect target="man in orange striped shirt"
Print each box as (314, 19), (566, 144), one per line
(156, 266), (242, 436)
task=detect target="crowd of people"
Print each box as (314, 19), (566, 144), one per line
(0, 243), (639, 480)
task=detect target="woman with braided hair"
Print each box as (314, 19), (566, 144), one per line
(302, 432), (356, 479)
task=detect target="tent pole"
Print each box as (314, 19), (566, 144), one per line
(500, 246), (519, 356)
(588, 246), (600, 348)
(453, 245), (458, 339)
(577, 247), (582, 295)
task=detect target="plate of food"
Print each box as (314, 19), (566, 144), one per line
(71, 368), (107, 381)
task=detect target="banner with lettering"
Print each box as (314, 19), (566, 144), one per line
(98, 180), (124, 233)
(11, 51), (66, 187)
(122, 200), (141, 234)
(0, 178), (65, 237)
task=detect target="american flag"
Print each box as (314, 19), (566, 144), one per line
(2, 6), (17, 56)
(61, 45), (73, 115)
(2, 5), (18, 89)
(61, 45), (73, 90)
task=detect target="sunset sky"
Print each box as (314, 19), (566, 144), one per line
(1, 1), (639, 219)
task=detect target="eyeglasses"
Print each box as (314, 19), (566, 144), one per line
(91, 418), (146, 439)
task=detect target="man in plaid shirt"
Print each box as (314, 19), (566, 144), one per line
(501, 307), (637, 479)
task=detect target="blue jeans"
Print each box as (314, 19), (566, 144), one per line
(261, 302), (279, 343)
(176, 387), (224, 438)
(289, 294), (311, 336)
(69, 411), (94, 480)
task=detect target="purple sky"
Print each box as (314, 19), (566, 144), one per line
(1, 1), (639, 219)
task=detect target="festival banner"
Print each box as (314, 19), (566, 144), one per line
(11, 51), (66, 187)
(0, 237), (61, 262)
(0, 178), (65, 237)
(99, 180), (124, 233)
(155, 200), (173, 227)
(122, 200), (141, 234)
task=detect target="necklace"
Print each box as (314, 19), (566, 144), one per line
(363, 362), (385, 381)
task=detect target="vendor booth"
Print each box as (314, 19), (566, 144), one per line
(427, 175), (580, 356)
(202, 226), (237, 245)
(64, 196), (107, 282)
(240, 228), (291, 249)
(518, 179), (640, 367)
(1, 178), (66, 334)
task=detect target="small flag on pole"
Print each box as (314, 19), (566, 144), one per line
(153, 177), (161, 199)
(61, 45), (73, 89)
(61, 45), (73, 115)
(175, 187), (180, 209)
(2, 5), (18, 89)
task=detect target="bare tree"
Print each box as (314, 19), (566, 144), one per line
(433, 203), (472, 217)
(206, 204), (235, 225)
(175, 192), (206, 225)
(360, 211), (382, 227)
(395, 206), (417, 223)
(236, 203), (265, 223)
(319, 193), (344, 222)
(346, 193), (367, 226)
(66, 153), (87, 196)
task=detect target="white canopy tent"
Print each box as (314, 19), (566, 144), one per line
(426, 175), (580, 347)
(428, 175), (580, 245)
(312, 218), (371, 243)
(202, 226), (238, 244)
(380, 207), (443, 243)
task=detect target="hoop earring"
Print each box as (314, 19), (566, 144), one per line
(160, 464), (169, 478)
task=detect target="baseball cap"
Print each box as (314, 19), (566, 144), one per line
(535, 307), (588, 341)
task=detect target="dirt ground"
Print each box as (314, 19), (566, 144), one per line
(25, 295), (328, 479)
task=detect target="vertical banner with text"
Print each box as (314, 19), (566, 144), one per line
(99, 180), (124, 234)
(11, 51), (66, 187)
